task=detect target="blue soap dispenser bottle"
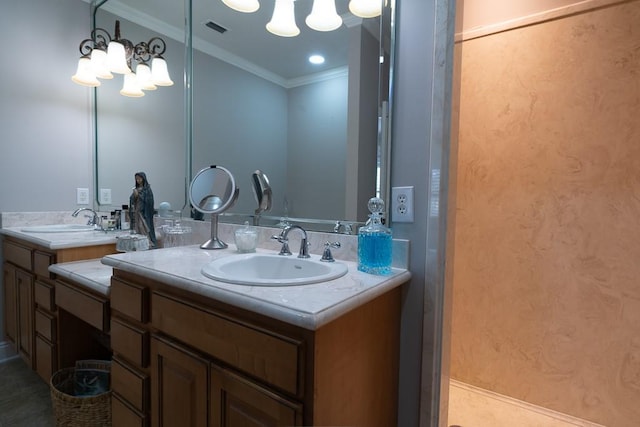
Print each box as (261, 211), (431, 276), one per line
(358, 197), (392, 275)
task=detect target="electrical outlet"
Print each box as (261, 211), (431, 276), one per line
(391, 186), (414, 223)
(76, 188), (89, 205)
(99, 188), (112, 205)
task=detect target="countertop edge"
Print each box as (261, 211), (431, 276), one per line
(0, 228), (119, 249)
(102, 255), (411, 330)
(49, 260), (112, 297)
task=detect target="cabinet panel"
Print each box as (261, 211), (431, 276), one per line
(34, 280), (55, 311)
(3, 263), (17, 345)
(4, 240), (32, 271)
(34, 309), (56, 341)
(112, 356), (149, 413)
(111, 317), (148, 367)
(151, 335), (208, 427)
(113, 393), (147, 427)
(55, 281), (109, 332)
(17, 269), (34, 366)
(111, 278), (148, 323)
(151, 292), (301, 396)
(35, 334), (56, 382)
(33, 251), (55, 279)
(210, 365), (302, 427)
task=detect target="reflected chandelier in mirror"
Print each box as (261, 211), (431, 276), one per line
(72, 19), (173, 96)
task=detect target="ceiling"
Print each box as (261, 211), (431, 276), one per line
(98, 0), (378, 86)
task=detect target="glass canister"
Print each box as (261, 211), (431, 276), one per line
(358, 197), (392, 275)
(234, 221), (258, 253)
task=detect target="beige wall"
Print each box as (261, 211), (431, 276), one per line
(450, 1), (640, 425)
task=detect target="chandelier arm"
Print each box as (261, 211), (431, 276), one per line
(91, 27), (112, 51)
(78, 38), (95, 57)
(147, 37), (167, 57)
(133, 41), (152, 64)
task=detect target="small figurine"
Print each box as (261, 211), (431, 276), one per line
(129, 172), (157, 248)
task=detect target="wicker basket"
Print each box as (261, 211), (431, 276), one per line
(50, 360), (112, 427)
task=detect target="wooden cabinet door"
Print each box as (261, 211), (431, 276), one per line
(3, 263), (17, 345)
(16, 269), (34, 366)
(210, 365), (303, 427)
(151, 335), (209, 427)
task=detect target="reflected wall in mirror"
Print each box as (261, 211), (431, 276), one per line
(94, 0), (394, 230)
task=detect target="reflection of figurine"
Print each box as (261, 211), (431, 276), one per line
(129, 172), (157, 248)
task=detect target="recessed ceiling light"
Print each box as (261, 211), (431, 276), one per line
(309, 54), (325, 65)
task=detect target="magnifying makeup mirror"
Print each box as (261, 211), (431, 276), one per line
(251, 170), (272, 225)
(189, 165), (239, 249)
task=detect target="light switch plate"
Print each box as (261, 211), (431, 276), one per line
(76, 188), (89, 205)
(99, 188), (112, 205)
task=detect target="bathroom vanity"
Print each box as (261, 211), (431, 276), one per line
(101, 246), (409, 426)
(1, 223), (410, 426)
(1, 229), (118, 381)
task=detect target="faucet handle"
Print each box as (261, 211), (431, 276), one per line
(271, 234), (292, 256)
(320, 241), (341, 262)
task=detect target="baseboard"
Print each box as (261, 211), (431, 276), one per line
(0, 340), (18, 363)
(449, 379), (606, 427)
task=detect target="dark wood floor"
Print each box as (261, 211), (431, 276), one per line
(0, 357), (54, 427)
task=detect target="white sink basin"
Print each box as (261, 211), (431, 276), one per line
(201, 253), (348, 286)
(20, 224), (96, 233)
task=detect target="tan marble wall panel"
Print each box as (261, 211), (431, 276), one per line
(450, 1), (640, 426)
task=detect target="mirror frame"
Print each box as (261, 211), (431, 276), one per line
(91, 0), (396, 231)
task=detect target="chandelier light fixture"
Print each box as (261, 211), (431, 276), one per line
(71, 20), (173, 97)
(220, 0), (384, 38)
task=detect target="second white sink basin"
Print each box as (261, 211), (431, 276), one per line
(21, 224), (96, 233)
(201, 253), (348, 286)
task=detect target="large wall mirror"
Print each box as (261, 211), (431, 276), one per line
(93, 0), (395, 231)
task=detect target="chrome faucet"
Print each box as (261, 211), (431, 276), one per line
(72, 208), (101, 227)
(271, 225), (310, 258)
(333, 220), (353, 235)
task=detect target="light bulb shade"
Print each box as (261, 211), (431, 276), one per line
(135, 63), (157, 90)
(266, 0), (300, 37)
(150, 57), (174, 86)
(306, 0), (342, 32)
(348, 0), (382, 18)
(222, 0), (259, 13)
(71, 57), (100, 87)
(90, 49), (113, 80)
(120, 73), (144, 97)
(107, 41), (131, 74)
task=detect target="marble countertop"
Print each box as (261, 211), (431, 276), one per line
(101, 245), (411, 330)
(0, 227), (125, 250)
(49, 259), (112, 297)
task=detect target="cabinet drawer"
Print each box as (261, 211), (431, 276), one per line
(34, 280), (55, 311)
(112, 393), (147, 427)
(55, 281), (109, 332)
(35, 309), (56, 341)
(111, 277), (148, 323)
(35, 334), (56, 382)
(4, 240), (32, 271)
(112, 357), (148, 412)
(33, 251), (55, 279)
(151, 292), (302, 396)
(111, 317), (148, 367)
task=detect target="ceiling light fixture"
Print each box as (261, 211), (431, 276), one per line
(306, 0), (342, 32)
(222, 0), (260, 13)
(348, 0), (384, 18)
(71, 20), (173, 97)
(309, 54), (325, 64)
(266, 0), (300, 37)
(220, 0), (385, 38)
